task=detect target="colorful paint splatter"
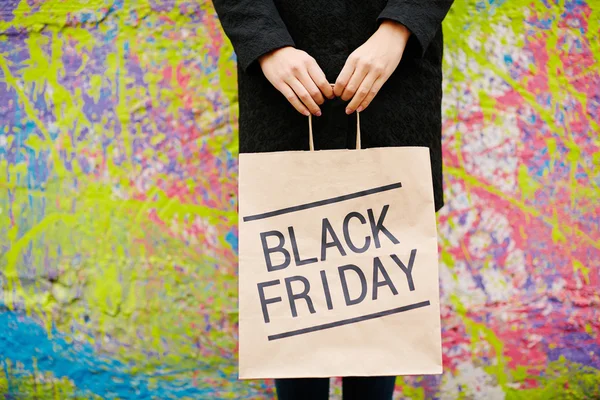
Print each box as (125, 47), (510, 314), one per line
(0, 0), (598, 398)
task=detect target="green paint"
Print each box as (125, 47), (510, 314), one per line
(0, 55), (69, 179)
(517, 164), (541, 200)
(478, 90), (497, 123)
(0, 360), (102, 400)
(450, 294), (509, 387)
(572, 259), (590, 284)
(505, 358), (600, 400)
(396, 377), (425, 400)
(440, 249), (455, 270)
(550, 210), (567, 243)
(585, 324), (593, 335)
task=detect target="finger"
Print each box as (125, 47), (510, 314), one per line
(334, 56), (357, 97)
(341, 63), (368, 102)
(346, 71), (378, 114)
(277, 82), (310, 116)
(287, 77), (321, 116)
(357, 76), (386, 112)
(308, 62), (334, 99)
(297, 68), (325, 105)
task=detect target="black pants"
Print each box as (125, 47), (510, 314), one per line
(275, 376), (396, 400)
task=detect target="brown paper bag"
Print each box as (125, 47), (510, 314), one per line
(238, 113), (442, 379)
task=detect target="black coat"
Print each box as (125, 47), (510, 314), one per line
(213, 0), (453, 212)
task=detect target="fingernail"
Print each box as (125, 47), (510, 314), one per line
(303, 110), (310, 116)
(316, 110), (322, 117)
(345, 108), (352, 115)
(357, 106), (363, 112)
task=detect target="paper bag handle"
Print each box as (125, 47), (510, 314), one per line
(308, 112), (361, 151)
(308, 84), (362, 151)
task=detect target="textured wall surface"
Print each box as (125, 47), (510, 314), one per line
(0, 0), (598, 399)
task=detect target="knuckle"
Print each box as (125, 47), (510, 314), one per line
(290, 64), (300, 73)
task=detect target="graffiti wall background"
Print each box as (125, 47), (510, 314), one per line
(0, 0), (598, 398)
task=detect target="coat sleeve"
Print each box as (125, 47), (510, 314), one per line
(212, 0), (295, 72)
(378, 0), (454, 57)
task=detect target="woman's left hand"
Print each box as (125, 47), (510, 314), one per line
(334, 20), (410, 114)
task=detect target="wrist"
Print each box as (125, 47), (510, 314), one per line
(377, 20), (411, 41)
(259, 46), (293, 66)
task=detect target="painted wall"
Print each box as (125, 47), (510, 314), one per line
(0, 0), (598, 399)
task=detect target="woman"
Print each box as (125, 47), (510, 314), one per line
(212, 1), (453, 399)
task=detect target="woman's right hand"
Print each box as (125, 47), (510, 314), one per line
(259, 47), (334, 116)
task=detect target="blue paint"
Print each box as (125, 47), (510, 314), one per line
(0, 308), (236, 399)
(225, 229), (238, 254)
(535, 159), (550, 177)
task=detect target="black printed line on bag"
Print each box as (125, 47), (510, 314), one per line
(242, 182), (402, 222)
(267, 300), (431, 341)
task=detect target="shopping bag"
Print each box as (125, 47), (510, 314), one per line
(238, 112), (442, 379)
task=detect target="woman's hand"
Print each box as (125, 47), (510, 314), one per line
(259, 46), (335, 116)
(334, 21), (410, 114)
